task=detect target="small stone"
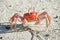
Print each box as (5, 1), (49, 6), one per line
(55, 20), (58, 22)
(42, 8), (45, 10)
(44, 34), (49, 37)
(9, 5), (12, 7)
(5, 26), (10, 30)
(36, 31), (39, 34)
(54, 15), (58, 19)
(0, 37), (2, 39)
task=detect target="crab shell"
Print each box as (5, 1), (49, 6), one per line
(23, 12), (38, 22)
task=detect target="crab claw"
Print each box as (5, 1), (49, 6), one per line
(35, 17), (40, 25)
(22, 18), (28, 27)
(35, 21), (39, 25)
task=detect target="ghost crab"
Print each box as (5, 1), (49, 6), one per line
(9, 7), (51, 31)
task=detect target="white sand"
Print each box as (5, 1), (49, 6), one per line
(0, 0), (60, 40)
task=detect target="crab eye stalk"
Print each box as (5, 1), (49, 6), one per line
(28, 7), (31, 13)
(33, 7), (36, 12)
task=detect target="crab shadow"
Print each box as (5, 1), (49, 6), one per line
(0, 24), (50, 40)
(0, 24), (31, 34)
(0, 24), (34, 40)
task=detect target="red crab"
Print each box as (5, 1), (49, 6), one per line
(9, 9), (51, 30)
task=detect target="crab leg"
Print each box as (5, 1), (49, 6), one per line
(46, 14), (51, 28)
(38, 12), (51, 28)
(17, 15), (28, 27)
(47, 15), (51, 25)
(46, 17), (49, 28)
(22, 18), (28, 27)
(9, 13), (23, 31)
(9, 17), (17, 31)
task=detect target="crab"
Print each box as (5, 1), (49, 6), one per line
(9, 8), (51, 30)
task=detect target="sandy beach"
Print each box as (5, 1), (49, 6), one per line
(0, 0), (60, 40)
